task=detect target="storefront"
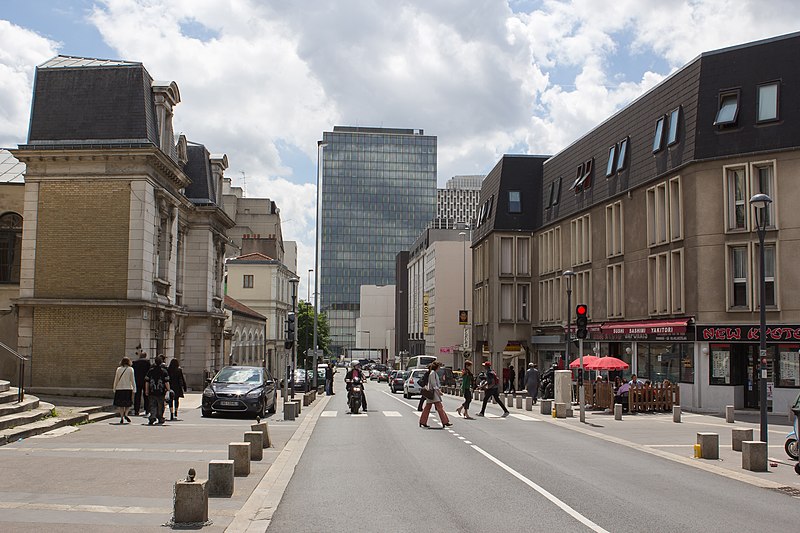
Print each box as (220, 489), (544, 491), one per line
(697, 325), (800, 414)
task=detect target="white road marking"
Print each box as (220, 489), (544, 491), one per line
(471, 444), (609, 533)
(383, 411), (402, 417)
(510, 414), (538, 421)
(458, 436), (465, 440)
(464, 440), (472, 444)
(320, 411), (338, 417)
(349, 413), (368, 417)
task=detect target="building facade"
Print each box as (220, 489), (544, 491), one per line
(0, 151), (24, 385)
(470, 155), (547, 374)
(319, 126), (436, 356)
(436, 174), (483, 228)
(533, 32), (800, 415)
(223, 295), (267, 367)
(11, 56), (234, 392)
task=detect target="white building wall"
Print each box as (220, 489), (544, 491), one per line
(359, 285), (395, 357)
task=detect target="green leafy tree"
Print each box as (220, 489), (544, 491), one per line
(297, 300), (330, 368)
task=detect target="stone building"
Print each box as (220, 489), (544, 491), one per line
(11, 56), (234, 393)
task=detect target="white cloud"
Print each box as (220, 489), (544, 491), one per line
(0, 20), (60, 148)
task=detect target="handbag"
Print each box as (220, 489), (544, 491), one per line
(420, 387), (434, 400)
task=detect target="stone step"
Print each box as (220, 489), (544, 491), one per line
(0, 389), (21, 405)
(0, 400), (49, 431)
(0, 408), (88, 446)
(0, 380), (9, 393)
(0, 396), (39, 419)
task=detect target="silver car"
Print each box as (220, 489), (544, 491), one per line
(403, 369), (428, 399)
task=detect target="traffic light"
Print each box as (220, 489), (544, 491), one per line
(576, 304), (588, 339)
(285, 313), (296, 349)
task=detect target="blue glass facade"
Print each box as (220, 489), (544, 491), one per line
(320, 126), (437, 355)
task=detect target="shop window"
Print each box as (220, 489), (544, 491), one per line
(778, 345), (800, 388)
(709, 344), (732, 385)
(636, 343), (691, 384)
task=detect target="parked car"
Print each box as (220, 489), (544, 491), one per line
(404, 369), (428, 398)
(390, 371), (407, 393)
(378, 371), (389, 382)
(202, 366), (277, 418)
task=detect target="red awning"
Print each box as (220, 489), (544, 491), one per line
(600, 318), (691, 335)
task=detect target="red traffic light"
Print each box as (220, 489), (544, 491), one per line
(576, 304), (588, 316)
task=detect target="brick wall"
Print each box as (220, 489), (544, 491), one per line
(35, 181), (130, 299)
(32, 306), (126, 389)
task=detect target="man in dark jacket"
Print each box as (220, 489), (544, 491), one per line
(477, 361), (509, 417)
(525, 363), (540, 404)
(144, 355), (171, 425)
(325, 363), (335, 395)
(344, 362), (367, 411)
(132, 350), (151, 416)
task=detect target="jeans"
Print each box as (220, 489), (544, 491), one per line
(134, 387), (147, 414)
(480, 388), (508, 414)
(460, 389), (472, 411)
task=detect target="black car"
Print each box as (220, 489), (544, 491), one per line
(202, 366), (277, 418)
(390, 370), (407, 393)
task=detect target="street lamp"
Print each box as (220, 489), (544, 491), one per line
(750, 192), (772, 444)
(289, 276), (299, 400)
(313, 140), (327, 391)
(459, 229), (468, 368)
(563, 270), (576, 370)
(306, 268), (313, 392)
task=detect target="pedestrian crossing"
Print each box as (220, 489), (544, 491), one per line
(319, 409), (538, 421)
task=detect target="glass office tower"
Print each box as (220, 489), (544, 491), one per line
(320, 126), (437, 356)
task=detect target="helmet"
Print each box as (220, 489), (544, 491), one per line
(483, 361), (491, 367)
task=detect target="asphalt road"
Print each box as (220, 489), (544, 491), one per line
(269, 378), (800, 532)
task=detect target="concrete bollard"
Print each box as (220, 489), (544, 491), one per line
(725, 405), (735, 423)
(507, 395), (515, 408)
(244, 431), (263, 461)
(293, 399), (302, 414)
(283, 401), (296, 420)
(208, 460), (234, 497)
(174, 478), (208, 524)
(555, 402), (567, 418)
(731, 428), (754, 452)
(696, 432), (719, 460)
(673, 405), (681, 423)
(229, 442), (251, 476)
(525, 397), (532, 411)
(540, 399), (552, 416)
(515, 396), (523, 409)
(251, 422), (272, 448)
(741, 440), (768, 472)
(614, 403), (623, 420)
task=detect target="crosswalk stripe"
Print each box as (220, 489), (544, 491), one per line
(383, 411), (402, 417)
(320, 411), (337, 417)
(510, 414), (538, 421)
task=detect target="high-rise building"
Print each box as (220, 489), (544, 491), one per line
(433, 174), (484, 229)
(320, 126), (436, 356)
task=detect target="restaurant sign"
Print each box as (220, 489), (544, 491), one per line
(698, 325), (800, 342)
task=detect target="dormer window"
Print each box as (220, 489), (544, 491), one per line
(652, 115), (666, 152)
(572, 158), (593, 193)
(508, 191), (521, 213)
(606, 137), (629, 177)
(757, 82), (779, 122)
(714, 90), (740, 127)
(667, 107), (681, 145)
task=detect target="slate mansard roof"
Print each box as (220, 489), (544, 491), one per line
(184, 143), (216, 205)
(25, 55), (160, 149)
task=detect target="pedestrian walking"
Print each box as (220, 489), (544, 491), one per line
(325, 363), (335, 395)
(507, 364), (516, 394)
(525, 363), (540, 404)
(167, 358), (186, 421)
(144, 354), (170, 425)
(419, 361), (451, 428)
(112, 357), (135, 424)
(131, 349), (150, 416)
(477, 361), (509, 417)
(456, 360), (475, 419)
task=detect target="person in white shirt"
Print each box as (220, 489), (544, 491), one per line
(112, 357), (136, 424)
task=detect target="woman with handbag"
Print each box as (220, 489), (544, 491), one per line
(419, 361), (452, 428)
(112, 357), (136, 424)
(456, 360), (475, 419)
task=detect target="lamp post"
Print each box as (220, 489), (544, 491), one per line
(563, 270), (576, 370)
(289, 277), (299, 399)
(313, 140), (327, 391)
(750, 192), (772, 444)
(459, 229), (468, 368)
(306, 268), (313, 392)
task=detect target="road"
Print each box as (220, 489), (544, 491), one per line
(269, 377), (800, 532)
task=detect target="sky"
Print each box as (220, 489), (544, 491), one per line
(2, 0), (799, 299)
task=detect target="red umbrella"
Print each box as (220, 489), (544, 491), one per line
(586, 356), (629, 371)
(569, 355), (598, 369)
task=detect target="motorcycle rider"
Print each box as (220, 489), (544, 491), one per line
(345, 361), (368, 412)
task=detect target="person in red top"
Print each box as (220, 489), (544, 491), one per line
(476, 361), (509, 417)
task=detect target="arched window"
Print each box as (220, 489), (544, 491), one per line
(0, 212), (22, 283)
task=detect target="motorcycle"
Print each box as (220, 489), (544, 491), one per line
(786, 429), (798, 461)
(538, 363), (557, 400)
(347, 376), (364, 414)
(791, 393), (800, 475)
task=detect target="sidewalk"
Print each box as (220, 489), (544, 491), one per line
(454, 392), (800, 491)
(0, 391), (325, 532)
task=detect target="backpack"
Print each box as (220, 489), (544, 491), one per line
(419, 370), (431, 388)
(148, 368), (166, 395)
